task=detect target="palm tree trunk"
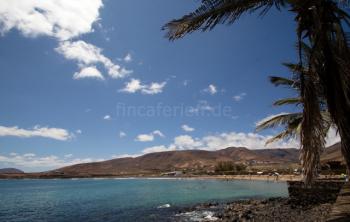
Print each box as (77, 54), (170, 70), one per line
(326, 83), (350, 172)
(318, 40), (350, 173)
(307, 1), (350, 173)
(338, 119), (350, 173)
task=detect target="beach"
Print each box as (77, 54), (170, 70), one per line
(2, 173), (342, 182)
(189, 174), (302, 182)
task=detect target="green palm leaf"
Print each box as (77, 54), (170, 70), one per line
(273, 97), (301, 106)
(269, 76), (296, 87)
(164, 0), (350, 184)
(163, 0), (286, 40)
(265, 129), (296, 144)
(256, 112), (303, 131)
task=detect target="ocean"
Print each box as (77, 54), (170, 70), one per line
(0, 178), (288, 221)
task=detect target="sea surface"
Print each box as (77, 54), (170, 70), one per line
(0, 178), (288, 222)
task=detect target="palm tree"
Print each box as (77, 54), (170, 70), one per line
(255, 75), (303, 145)
(256, 64), (333, 183)
(163, 0), (350, 184)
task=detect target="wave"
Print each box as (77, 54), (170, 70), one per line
(176, 210), (218, 221)
(157, 204), (171, 209)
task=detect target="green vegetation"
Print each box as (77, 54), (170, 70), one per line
(215, 161), (247, 174)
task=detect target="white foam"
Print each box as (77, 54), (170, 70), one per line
(176, 210), (218, 221)
(157, 203), (171, 208)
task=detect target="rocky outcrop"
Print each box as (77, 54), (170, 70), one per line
(287, 180), (344, 205)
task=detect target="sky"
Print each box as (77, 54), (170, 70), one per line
(0, 0), (340, 172)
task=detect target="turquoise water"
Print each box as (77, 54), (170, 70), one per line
(0, 178), (288, 221)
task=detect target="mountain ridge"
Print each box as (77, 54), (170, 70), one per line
(56, 146), (300, 176)
(0, 143), (343, 178)
(0, 168), (24, 174)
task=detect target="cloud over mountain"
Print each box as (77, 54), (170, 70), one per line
(0, 125), (73, 141)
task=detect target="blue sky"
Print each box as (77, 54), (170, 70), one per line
(0, 0), (326, 172)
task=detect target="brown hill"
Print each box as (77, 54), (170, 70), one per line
(0, 144), (343, 179)
(55, 147), (300, 176)
(0, 168), (24, 174)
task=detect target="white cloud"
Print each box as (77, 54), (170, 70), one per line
(56, 40), (132, 79)
(325, 127), (341, 147)
(140, 127), (341, 154)
(123, 53), (132, 62)
(119, 78), (166, 95)
(142, 82), (167, 94)
(103, 115), (111, 120)
(0, 0), (103, 40)
(188, 100), (214, 113)
(233, 93), (247, 101)
(203, 84), (217, 95)
(119, 131), (126, 138)
(23, 153), (36, 158)
(141, 132), (298, 154)
(64, 154), (73, 158)
(183, 80), (189, 86)
(173, 135), (203, 149)
(120, 79), (143, 93)
(136, 134), (154, 142)
(0, 153), (101, 172)
(142, 145), (175, 154)
(75, 129), (82, 134)
(0, 1), (133, 81)
(0, 125), (73, 141)
(111, 153), (140, 159)
(182, 124), (195, 132)
(135, 130), (164, 142)
(200, 132), (299, 150)
(152, 130), (165, 138)
(73, 66), (104, 80)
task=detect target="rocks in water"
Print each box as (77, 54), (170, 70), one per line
(215, 198), (332, 222)
(287, 181), (344, 206)
(176, 195), (334, 221)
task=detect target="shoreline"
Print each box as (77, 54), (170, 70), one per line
(188, 174), (302, 182)
(177, 196), (335, 222)
(177, 179), (345, 221)
(0, 174), (301, 181)
(1, 174), (343, 181)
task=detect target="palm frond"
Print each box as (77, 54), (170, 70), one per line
(256, 112), (302, 131)
(300, 70), (326, 185)
(163, 0), (350, 183)
(273, 97), (301, 106)
(163, 0), (286, 40)
(269, 76), (296, 87)
(265, 129), (295, 144)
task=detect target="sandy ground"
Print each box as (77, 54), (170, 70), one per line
(177, 174), (302, 182)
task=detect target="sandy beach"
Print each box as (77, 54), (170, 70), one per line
(190, 174), (302, 182)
